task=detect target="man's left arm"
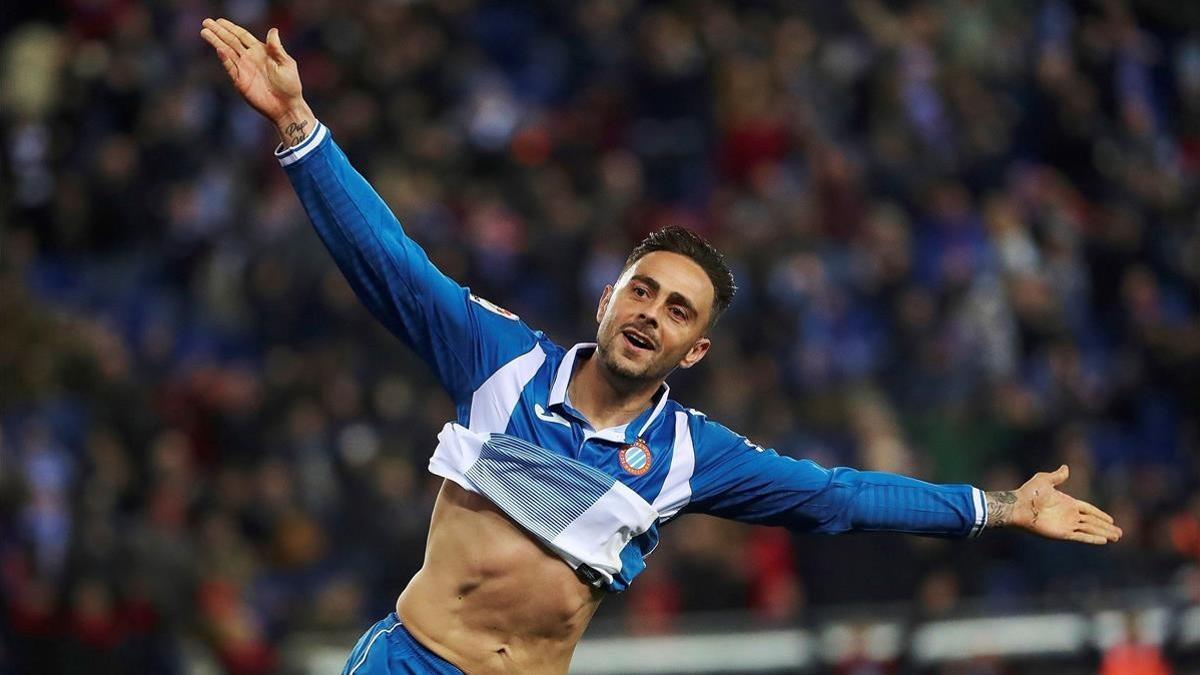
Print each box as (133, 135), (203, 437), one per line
(685, 419), (1121, 544)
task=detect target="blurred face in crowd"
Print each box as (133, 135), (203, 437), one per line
(594, 251), (713, 384)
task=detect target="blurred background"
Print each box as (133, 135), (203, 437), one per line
(2, 0), (1199, 673)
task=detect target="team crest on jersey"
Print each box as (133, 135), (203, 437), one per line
(618, 438), (652, 476)
(469, 294), (518, 320)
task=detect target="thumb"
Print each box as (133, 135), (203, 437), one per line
(266, 28), (290, 62)
(1047, 464), (1069, 486)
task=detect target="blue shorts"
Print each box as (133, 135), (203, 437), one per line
(342, 613), (463, 675)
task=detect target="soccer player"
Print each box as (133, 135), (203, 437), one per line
(200, 19), (1122, 675)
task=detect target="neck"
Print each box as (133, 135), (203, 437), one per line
(567, 351), (662, 431)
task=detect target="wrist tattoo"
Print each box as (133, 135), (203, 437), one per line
(283, 120), (309, 147)
(985, 491), (1018, 528)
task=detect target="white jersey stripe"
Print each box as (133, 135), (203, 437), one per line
(969, 487), (986, 538)
(276, 122), (328, 167)
(651, 411), (696, 521)
(348, 619), (403, 675)
(469, 344), (546, 433)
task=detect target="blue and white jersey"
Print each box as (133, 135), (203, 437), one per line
(277, 124), (988, 592)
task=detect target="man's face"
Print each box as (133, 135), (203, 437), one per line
(594, 251), (714, 384)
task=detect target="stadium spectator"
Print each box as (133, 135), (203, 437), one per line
(1, 0), (1197, 670)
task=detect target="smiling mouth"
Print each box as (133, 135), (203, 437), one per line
(621, 329), (655, 352)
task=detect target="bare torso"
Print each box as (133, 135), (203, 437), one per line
(396, 480), (604, 674)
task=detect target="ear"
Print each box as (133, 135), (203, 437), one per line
(677, 336), (711, 370)
(596, 284), (613, 324)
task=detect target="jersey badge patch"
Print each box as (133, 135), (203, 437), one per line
(469, 294), (519, 320)
(618, 438), (652, 476)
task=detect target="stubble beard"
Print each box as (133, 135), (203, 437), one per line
(595, 327), (676, 386)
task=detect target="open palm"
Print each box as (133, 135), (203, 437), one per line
(200, 18), (302, 123)
(1014, 466), (1121, 545)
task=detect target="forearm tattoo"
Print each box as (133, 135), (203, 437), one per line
(985, 491), (1018, 528)
(283, 120), (309, 148)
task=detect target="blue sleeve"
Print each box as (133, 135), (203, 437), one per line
(685, 416), (987, 538)
(275, 122), (538, 403)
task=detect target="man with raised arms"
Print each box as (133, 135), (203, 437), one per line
(199, 18), (1122, 675)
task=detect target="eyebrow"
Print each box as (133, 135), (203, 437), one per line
(630, 274), (700, 320)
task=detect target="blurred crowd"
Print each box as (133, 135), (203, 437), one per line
(2, 0), (1199, 672)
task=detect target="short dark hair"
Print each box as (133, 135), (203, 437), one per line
(623, 226), (736, 329)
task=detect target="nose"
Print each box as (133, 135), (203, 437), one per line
(638, 306), (660, 329)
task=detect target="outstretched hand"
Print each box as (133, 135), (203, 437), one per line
(200, 18), (315, 147)
(986, 465), (1122, 545)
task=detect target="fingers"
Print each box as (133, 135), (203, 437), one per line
(1071, 497), (1122, 542)
(200, 27), (240, 80)
(200, 28), (237, 63)
(1077, 499), (1114, 524)
(199, 27), (229, 57)
(202, 18), (246, 56)
(1067, 531), (1108, 545)
(217, 18), (260, 49)
(265, 28), (291, 64)
(1047, 464), (1069, 486)
(1076, 518), (1121, 542)
(200, 17), (277, 79)
(1075, 498), (1121, 540)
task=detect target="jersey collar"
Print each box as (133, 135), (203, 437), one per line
(549, 343), (672, 443)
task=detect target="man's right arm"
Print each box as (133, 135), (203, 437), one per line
(200, 18), (537, 401)
(277, 121), (501, 400)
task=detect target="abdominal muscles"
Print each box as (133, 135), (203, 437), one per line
(397, 480), (604, 673)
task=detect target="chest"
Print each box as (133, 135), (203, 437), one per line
(501, 389), (677, 504)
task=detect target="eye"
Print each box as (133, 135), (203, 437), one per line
(633, 286), (649, 298)
(670, 306), (688, 321)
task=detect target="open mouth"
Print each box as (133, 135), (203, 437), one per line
(622, 328), (655, 352)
